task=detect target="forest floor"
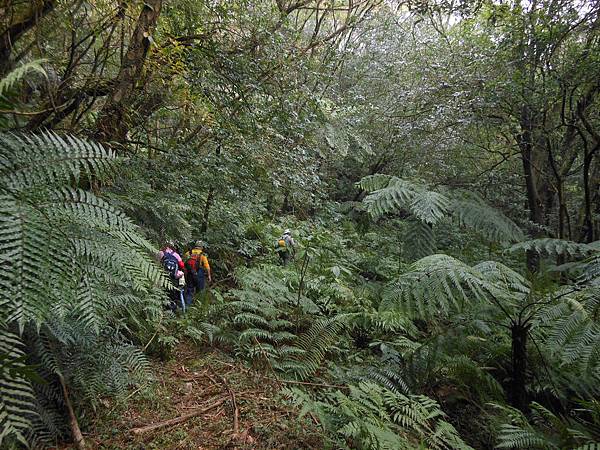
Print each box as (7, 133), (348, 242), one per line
(57, 342), (323, 450)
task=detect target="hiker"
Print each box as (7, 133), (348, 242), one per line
(276, 229), (296, 266)
(158, 241), (186, 311)
(183, 240), (212, 306)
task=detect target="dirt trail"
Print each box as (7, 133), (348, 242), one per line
(67, 343), (322, 449)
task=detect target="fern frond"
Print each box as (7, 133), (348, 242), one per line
(358, 174), (394, 192)
(0, 60), (46, 97)
(509, 238), (596, 257)
(0, 326), (36, 447)
(451, 191), (524, 243)
(405, 219), (436, 260)
(362, 176), (450, 223)
(496, 424), (557, 449)
(293, 316), (345, 379)
(0, 132), (116, 190)
(382, 254), (490, 319)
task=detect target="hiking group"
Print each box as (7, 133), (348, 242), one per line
(158, 240), (212, 312)
(158, 229), (296, 311)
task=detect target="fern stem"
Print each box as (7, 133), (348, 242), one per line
(58, 373), (86, 450)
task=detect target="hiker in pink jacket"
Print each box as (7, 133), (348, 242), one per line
(158, 241), (186, 310)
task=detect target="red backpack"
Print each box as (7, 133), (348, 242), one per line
(185, 253), (201, 273)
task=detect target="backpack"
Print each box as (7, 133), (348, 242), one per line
(185, 253), (201, 273)
(161, 252), (179, 280)
(185, 253), (204, 287)
(276, 238), (287, 249)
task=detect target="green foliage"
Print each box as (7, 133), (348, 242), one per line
(534, 286), (600, 395)
(360, 176), (449, 224)
(381, 254), (529, 320)
(202, 265), (345, 379)
(360, 176), (523, 263)
(509, 239), (598, 258)
(0, 325), (36, 447)
(0, 60), (46, 98)
(451, 191), (524, 244)
(1, 1), (599, 448)
(493, 401), (600, 449)
(286, 381), (473, 449)
(0, 132), (165, 445)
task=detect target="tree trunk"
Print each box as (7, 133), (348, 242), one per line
(95, 0), (162, 144)
(0, 1), (55, 74)
(509, 324), (529, 412)
(200, 145), (222, 234)
(520, 143), (543, 271)
(200, 187), (214, 234)
(519, 104), (553, 272)
(582, 149), (594, 242)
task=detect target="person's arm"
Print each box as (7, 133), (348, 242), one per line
(202, 255), (212, 282)
(174, 252), (185, 269)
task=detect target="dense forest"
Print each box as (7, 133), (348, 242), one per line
(1, 0), (600, 448)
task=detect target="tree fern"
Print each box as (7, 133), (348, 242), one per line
(405, 218), (436, 261)
(451, 191), (524, 244)
(534, 286), (600, 393)
(0, 132), (165, 446)
(360, 176), (450, 224)
(359, 175), (523, 255)
(382, 254), (513, 319)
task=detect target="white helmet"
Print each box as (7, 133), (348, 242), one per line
(283, 229), (291, 235)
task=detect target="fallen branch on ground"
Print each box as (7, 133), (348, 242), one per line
(279, 379), (349, 390)
(130, 397), (227, 435)
(208, 365), (240, 436)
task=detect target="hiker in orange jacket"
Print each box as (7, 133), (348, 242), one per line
(183, 240), (212, 306)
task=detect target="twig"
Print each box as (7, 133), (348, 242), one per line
(130, 397), (227, 435)
(142, 315), (163, 352)
(58, 373), (86, 449)
(204, 371), (220, 386)
(230, 387), (240, 435)
(309, 412), (320, 425)
(124, 385), (144, 401)
(278, 379), (349, 390)
(208, 365), (240, 436)
(253, 336), (282, 386)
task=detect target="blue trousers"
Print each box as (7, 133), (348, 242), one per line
(184, 269), (205, 306)
(168, 287), (185, 311)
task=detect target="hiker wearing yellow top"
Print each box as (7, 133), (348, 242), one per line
(276, 229), (296, 266)
(183, 240), (212, 306)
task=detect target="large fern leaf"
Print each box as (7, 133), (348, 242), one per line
(361, 176), (450, 224)
(0, 326), (36, 447)
(509, 238), (597, 258)
(0, 132), (164, 445)
(382, 254), (530, 320)
(360, 175), (523, 246)
(451, 191), (524, 243)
